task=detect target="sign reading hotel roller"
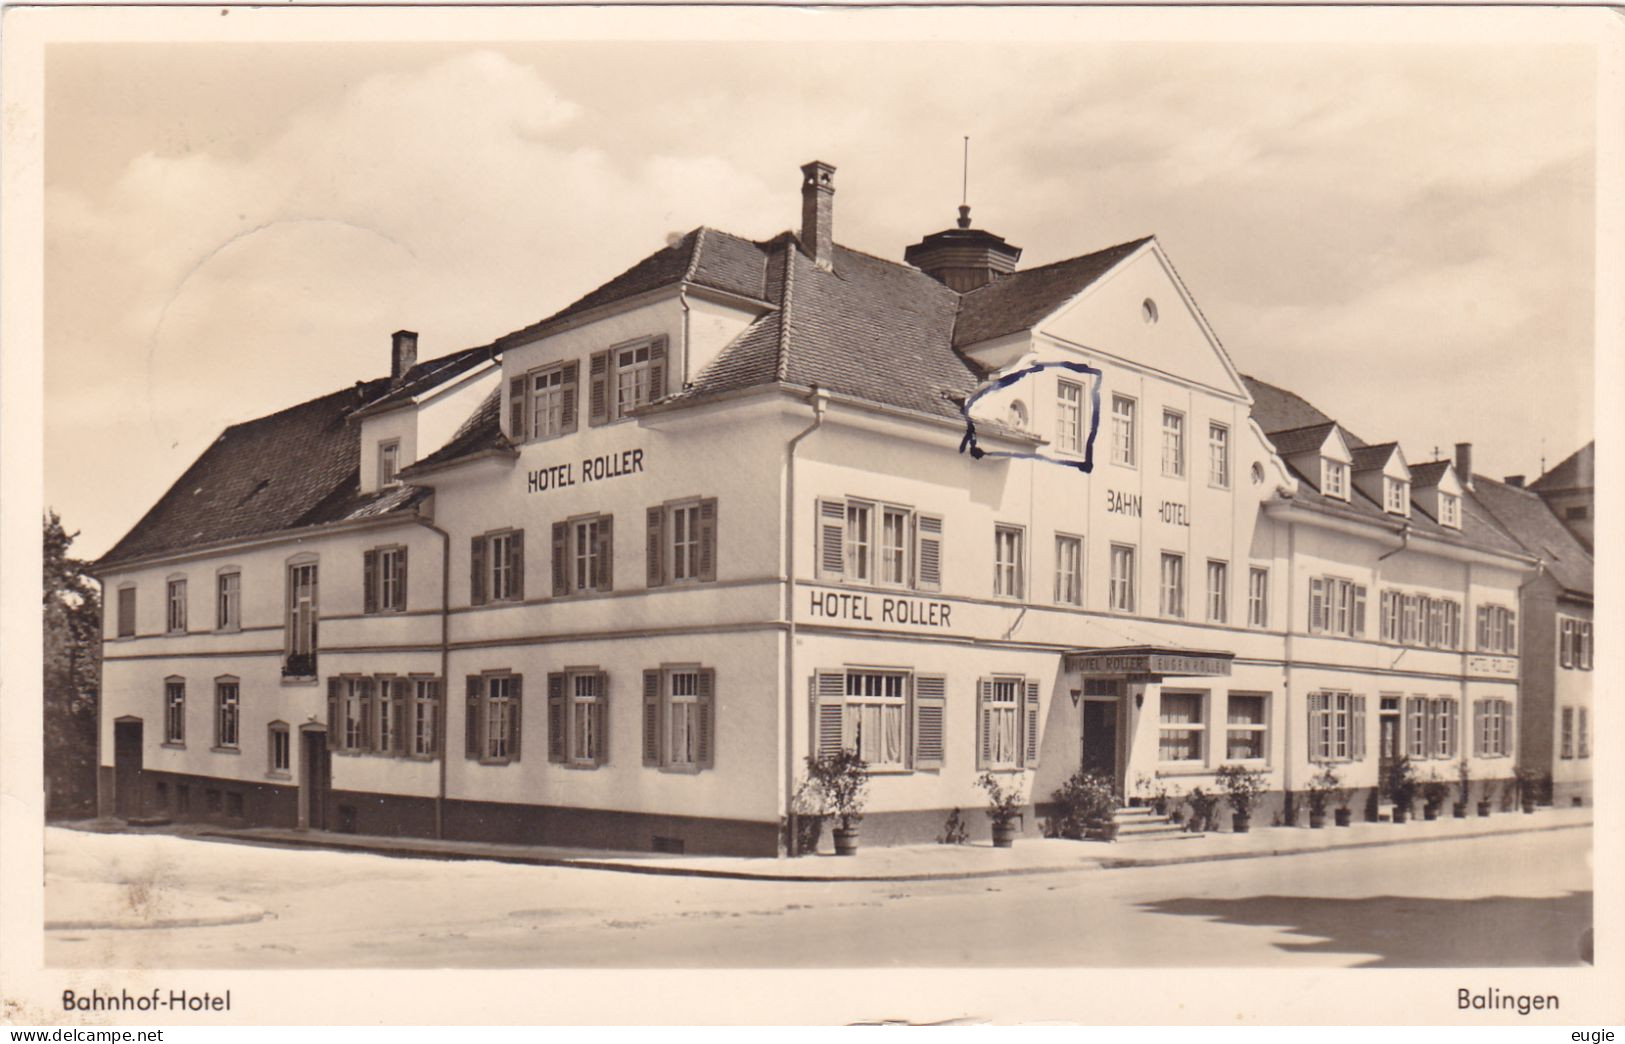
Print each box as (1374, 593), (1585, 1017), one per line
(1063, 651), (1234, 677)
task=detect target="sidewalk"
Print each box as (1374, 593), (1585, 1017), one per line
(182, 805), (1593, 883)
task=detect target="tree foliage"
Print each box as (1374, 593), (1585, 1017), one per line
(44, 510), (100, 817)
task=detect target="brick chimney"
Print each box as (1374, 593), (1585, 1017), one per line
(905, 206), (1023, 293)
(1504, 475), (1525, 489)
(391, 330), (418, 386)
(1455, 442), (1474, 490)
(800, 161), (836, 269)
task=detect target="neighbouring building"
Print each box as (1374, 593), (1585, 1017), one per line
(92, 160), (1545, 855)
(1527, 441), (1594, 553)
(1474, 454), (1595, 806)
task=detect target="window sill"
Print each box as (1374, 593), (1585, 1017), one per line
(563, 761), (603, 771)
(281, 677), (320, 687)
(656, 764), (705, 775)
(478, 757), (513, 767)
(214, 626), (242, 635)
(363, 608), (408, 616)
(166, 630), (189, 638)
(1156, 764), (1214, 777)
(161, 741), (186, 750)
(211, 746), (240, 755)
(266, 770), (291, 781)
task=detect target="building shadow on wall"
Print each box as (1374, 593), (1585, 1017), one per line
(1137, 891), (1592, 967)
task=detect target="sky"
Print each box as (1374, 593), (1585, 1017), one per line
(43, 25), (1598, 559)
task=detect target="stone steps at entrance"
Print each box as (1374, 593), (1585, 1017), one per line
(1111, 806), (1194, 841)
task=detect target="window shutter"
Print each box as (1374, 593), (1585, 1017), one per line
(816, 498), (846, 581)
(551, 522), (568, 597)
(509, 675), (523, 762)
(1560, 620), (1573, 668)
(1506, 613), (1516, 651)
(1502, 700), (1513, 758)
(912, 675), (946, 770)
(508, 375), (527, 440)
(596, 515), (614, 592)
(1351, 695), (1367, 760)
(1353, 586), (1367, 637)
(1472, 700), (1485, 756)
(812, 672), (846, 758)
(510, 529), (525, 600)
(975, 677), (994, 770)
(646, 507), (665, 587)
(1307, 692), (1325, 761)
(464, 677), (481, 759)
(1022, 679), (1041, 768)
(698, 499), (717, 582)
(391, 678), (408, 755)
(648, 334), (668, 400)
(593, 671), (608, 766)
(588, 350), (610, 425)
(697, 668), (715, 769)
(1309, 577), (1325, 633)
(642, 669), (662, 767)
(560, 361), (579, 434)
(914, 514), (943, 592)
(470, 537), (486, 606)
(363, 549), (378, 614)
(1475, 607), (1488, 650)
(1447, 699), (1459, 758)
(357, 677), (375, 753)
(327, 677), (341, 745)
(547, 673), (566, 763)
(1379, 592), (1391, 641)
(397, 547), (408, 611)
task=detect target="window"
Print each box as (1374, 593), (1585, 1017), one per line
(378, 439), (401, 486)
(269, 723), (290, 774)
(1560, 617), (1575, 668)
(646, 498), (718, 586)
(166, 578), (187, 634)
(285, 561), (318, 678)
(1439, 493), (1461, 528)
(811, 669), (948, 771)
(412, 678), (441, 757)
(1406, 696), (1428, 758)
(1054, 535), (1083, 606)
(588, 336), (666, 424)
(331, 676), (372, 753)
(975, 675), (1041, 771)
(1475, 605), (1516, 654)
(1110, 394), (1137, 467)
(527, 362), (579, 441)
(815, 497), (943, 592)
(466, 672), (523, 763)
(1208, 422), (1230, 488)
(164, 679), (185, 745)
(1429, 697), (1458, 759)
(1474, 698), (1513, 757)
(1248, 567), (1269, 628)
(473, 529), (526, 604)
(1109, 544), (1137, 613)
(1322, 459), (1349, 500)
(845, 502), (871, 582)
(373, 676), (410, 754)
(1384, 477), (1409, 515)
(1057, 379), (1084, 454)
(994, 525), (1025, 598)
(214, 678), (240, 750)
(643, 666), (716, 771)
(545, 669), (605, 768)
(1207, 560), (1228, 623)
(1309, 576), (1366, 637)
(1159, 552), (1185, 618)
(1006, 400), (1028, 430)
(1161, 410), (1185, 477)
(1579, 621), (1593, 670)
(1560, 707), (1574, 759)
(364, 546), (408, 613)
(1159, 692), (1206, 763)
(879, 507), (909, 586)
(216, 571), (240, 631)
(117, 585), (136, 638)
(1226, 693), (1267, 761)
(1578, 707), (1589, 758)
(1308, 691), (1366, 762)
(555, 516), (610, 595)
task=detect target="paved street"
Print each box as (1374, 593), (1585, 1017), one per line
(44, 826), (1590, 968)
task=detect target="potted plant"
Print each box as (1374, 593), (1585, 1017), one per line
(1332, 776), (1355, 827)
(1476, 778), (1493, 817)
(1421, 771), (1449, 821)
(1453, 760), (1472, 818)
(1387, 755), (1417, 823)
(979, 772), (1026, 848)
(1050, 770), (1119, 841)
(1184, 787), (1219, 833)
(1216, 764), (1268, 834)
(1305, 765), (1340, 828)
(1514, 767), (1540, 814)
(1165, 783), (1186, 825)
(1130, 773), (1151, 809)
(804, 750), (869, 856)
(788, 777), (826, 856)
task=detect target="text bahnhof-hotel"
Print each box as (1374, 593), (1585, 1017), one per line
(93, 161), (1576, 854)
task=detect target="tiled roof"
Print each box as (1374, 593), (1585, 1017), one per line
(1350, 442), (1399, 472)
(1473, 476), (1594, 597)
(1528, 440), (1594, 493)
(353, 344), (497, 416)
(1410, 460), (1452, 488)
(404, 387), (510, 474)
(951, 237), (1152, 348)
(539, 227), (772, 331)
(96, 382), (425, 568)
(1264, 421), (1340, 457)
(1242, 375), (1367, 447)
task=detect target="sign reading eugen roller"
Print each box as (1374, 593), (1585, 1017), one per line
(1065, 652), (1233, 677)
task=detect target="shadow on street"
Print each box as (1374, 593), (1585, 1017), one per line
(1137, 891), (1593, 967)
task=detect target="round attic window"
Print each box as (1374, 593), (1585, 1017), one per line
(1142, 298), (1159, 324)
(1251, 462), (1266, 485)
(1007, 400), (1029, 430)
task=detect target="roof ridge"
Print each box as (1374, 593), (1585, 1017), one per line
(775, 239), (795, 381)
(1266, 419), (1340, 437)
(683, 226), (707, 282)
(962, 235), (1154, 292)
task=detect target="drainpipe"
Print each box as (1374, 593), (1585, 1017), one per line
(416, 515), (452, 840)
(679, 288), (692, 389)
(1283, 523), (1296, 815)
(1377, 522), (1412, 562)
(783, 385), (828, 856)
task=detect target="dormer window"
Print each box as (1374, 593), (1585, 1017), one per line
(1322, 459), (1349, 500)
(379, 439), (401, 487)
(1439, 493), (1461, 528)
(1384, 477), (1409, 515)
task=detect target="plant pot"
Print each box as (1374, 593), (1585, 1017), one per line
(1477, 801), (1491, 817)
(1152, 799), (1169, 816)
(1127, 797), (1144, 808)
(1334, 808), (1352, 827)
(1088, 822), (1119, 842)
(1423, 805), (1439, 821)
(1232, 813), (1251, 834)
(832, 826), (860, 856)
(1522, 802), (1536, 815)
(991, 822), (1017, 848)
(1452, 803), (1467, 819)
(1392, 806), (1409, 824)
(1308, 812), (1326, 829)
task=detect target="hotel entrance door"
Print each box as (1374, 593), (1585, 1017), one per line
(1081, 699), (1118, 781)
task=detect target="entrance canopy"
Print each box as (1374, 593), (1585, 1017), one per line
(1063, 644), (1234, 681)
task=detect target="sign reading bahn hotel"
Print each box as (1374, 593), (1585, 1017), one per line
(1467, 654), (1518, 679)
